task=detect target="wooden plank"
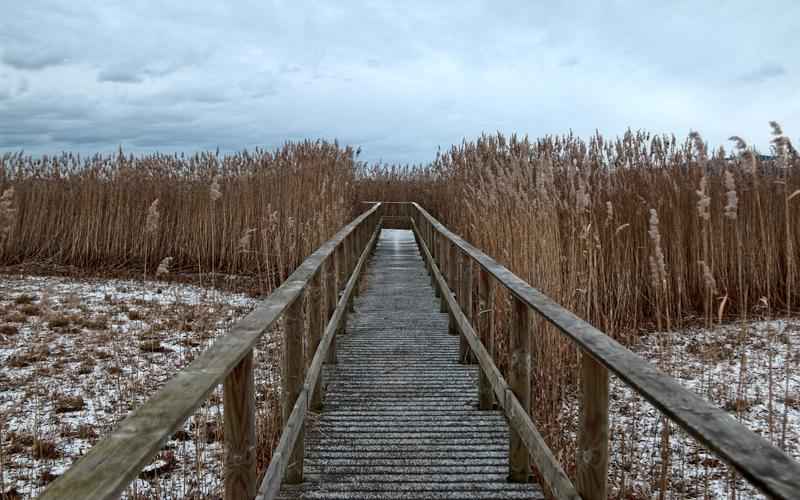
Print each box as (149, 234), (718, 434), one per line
(410, 218), (580, 500)
(308, 270), (323, 412)
(459, 251), (472, 364)
(478, 267), (495, 410)
(224, 350), (256, 499)
(282, 288), (305, 483)
(431, 230), (440, 297)
(39, 204), (382, 500)
(411, 202), (800, 500)
(325, 258), (337, 365)
(276, 228), (546, 500)
(509, 296), (532, 482)
(439, 235), (448, 313)
(448, 241), (458, 337)
(257, 224), (380, 500)
(576, 352), (609, 500)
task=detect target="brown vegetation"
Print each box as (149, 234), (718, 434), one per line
(0, 141), (357, 292)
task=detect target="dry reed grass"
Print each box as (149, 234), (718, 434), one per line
(357, 126), (799, 497)
(0, 141), (357, 294)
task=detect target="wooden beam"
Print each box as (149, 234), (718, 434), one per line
(282, 288), (305, 484)
(509, 295), (532, 482)
(576, 352), (609, 500)
(439, 235), (448, 313)
(459, 251), (472, 364)
(478, 267), (495, 410)
(448, 241), (459, 337)
(257, 224), (380, 500)
(39, 203), (381, 500)
(308, 270), (323, 412)
(409, 218), (579, 500)
(223, 350), (256, 499)
(325, 258), (337, 365)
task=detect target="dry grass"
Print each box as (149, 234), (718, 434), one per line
(0, 141), (357, 292)
(357, 126), (799, 497)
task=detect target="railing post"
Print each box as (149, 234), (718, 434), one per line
(335, 244), (347, 333)
(509, 295), (531, 482)
(478, 267), (495, 410)
(308, 270), (323, 411)
(431, 230), (440, 296)
(282, 292), (305, 483)
(439, 236), (448, 313)
(577, 352), (610, 499)
(325, 258), (337, 365)
(346, 234), (356, 312)
(448, 241), (459, 338)
(223, 350), (256, 499)
(459, 251), (472, 363)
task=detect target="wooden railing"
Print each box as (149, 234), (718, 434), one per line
(39, 200), (800, 500)
(40, 203), (382, 500)
(400, 201), (800, 500)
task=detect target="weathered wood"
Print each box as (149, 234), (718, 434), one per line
(447, 241), (458, 337)
(439, 234), (448, 313)
(276, 229), (545, 500)
(411, 202), (800, 500)
(258, 222), (381, 500)
(282, 289), (305, 484)
(478, 267), (495, 410)
(258, 391), (308, 500)
(509, 296), (532, 482)
(39, 203), (381, 500)
(432, 230), (440, 296)
(411, 218), (579, 500)
(576, 352), (609, 500)
(346, 235), (356, 312)
(308, 270), (323, 412)
(224, 350), (256, 499)
(459, 251), (473, 364)
(325, 258), (337, 365)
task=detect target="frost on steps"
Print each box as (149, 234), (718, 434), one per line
(277, 230), (543, 500)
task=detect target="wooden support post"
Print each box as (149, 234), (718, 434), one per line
(439, 237), (448, 313)
(325, 258), (337, 365)
(477, 267), (495, 409)
(509, 295), (531, 482)
(308, 270), (323, 412)
(347, 234), (356, 313)
(576, 352), (610, 500)
(352, 229), (362, 299)
(282, 293), (305, 484)
(448, 241), (459, 338)
(431, 231), (440, 296)
(223, 350), (256, 499)
(459, 252), (472, 363)
(335, 244), (348, 332)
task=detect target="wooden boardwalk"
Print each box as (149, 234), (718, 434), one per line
(279, 230), (544, 499)
(42, 203), (800, 500)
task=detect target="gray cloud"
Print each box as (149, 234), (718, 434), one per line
(1, 1), (799, 162)
(2, 49), (67, 70)
(738, 63), (787, 83)
(97, 68), (143, 84)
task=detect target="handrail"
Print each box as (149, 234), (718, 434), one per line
(410, 217), (581, 500)
(256, 221), (380, 499)
(40, 203), (382, 500)
(409, 202), (800, 500)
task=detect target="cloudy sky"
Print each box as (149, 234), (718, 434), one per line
(1, 1), (798, 163)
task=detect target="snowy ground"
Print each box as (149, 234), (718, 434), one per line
(0, 275), (274, 499)
(1, 274), (797, 499)
(563, 319), (800, 499)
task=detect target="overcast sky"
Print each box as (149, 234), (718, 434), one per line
(1, 1), (798, 163)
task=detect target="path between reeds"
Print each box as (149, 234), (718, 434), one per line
(277, 229), (544, 499)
